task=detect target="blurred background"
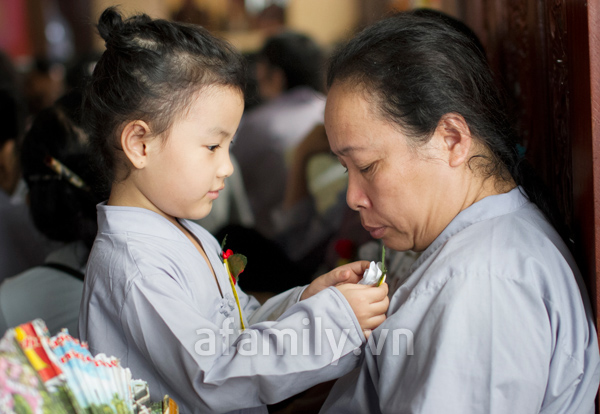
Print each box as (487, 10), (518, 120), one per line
(0, 0), (458, 68)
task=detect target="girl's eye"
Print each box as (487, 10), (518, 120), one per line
(207, 145), (220, 152)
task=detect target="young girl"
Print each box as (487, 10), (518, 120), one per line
(78, 7), (389, 413)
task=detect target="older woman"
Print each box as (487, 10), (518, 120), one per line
(320, 11), (600, 414)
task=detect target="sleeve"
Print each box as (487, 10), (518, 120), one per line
(221, 265), (306, 324)
(322, 272), (552, 414)
(245, 286), (306, 324)
(120, 274), (365, 412)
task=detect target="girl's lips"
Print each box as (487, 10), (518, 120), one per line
(363, 224), (386, 239)
(207, 187), (224, 200)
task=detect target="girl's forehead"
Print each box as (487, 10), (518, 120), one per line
(180, 86), (244, 117)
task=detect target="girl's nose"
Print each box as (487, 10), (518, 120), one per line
(219, 151), (235, 178)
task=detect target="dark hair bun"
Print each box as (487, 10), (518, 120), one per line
(97, 7), (125, 46)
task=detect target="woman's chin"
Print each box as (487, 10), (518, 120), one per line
(384, 235), (416, 253)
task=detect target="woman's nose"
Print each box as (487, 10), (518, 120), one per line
(346, 176), (370, 211)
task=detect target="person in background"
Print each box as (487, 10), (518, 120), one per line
(320, 10), (600, 413)
(22, 57), (64, 117)
(0, 90), (102, 336)
(232, 31), (326, 238)
(0, 51), (58, 281)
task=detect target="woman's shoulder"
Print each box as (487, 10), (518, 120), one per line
(415, 202), (578, 301)
(453, 201), (568, 266)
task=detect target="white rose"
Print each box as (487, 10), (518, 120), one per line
(358, 261), (384, 286)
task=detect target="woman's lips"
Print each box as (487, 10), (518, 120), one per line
(363, 224), (386, 239)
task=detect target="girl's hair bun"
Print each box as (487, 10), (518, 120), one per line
(97, 6), (125, 46)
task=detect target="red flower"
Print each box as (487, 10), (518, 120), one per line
(334, 239), (355, 260)
(222, 249), (233, 260)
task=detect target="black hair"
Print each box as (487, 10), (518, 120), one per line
(0, 89), (25, 148)
(0, 51), (25, 148)
(21, 91), (103, 248)
(83, 6), (247, 191)
(327, 11), (564, 237)
(259, 31), (324, 93)
(410, 8), (486, 56)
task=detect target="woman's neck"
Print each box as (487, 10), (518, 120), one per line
(463, 174), (516, 212)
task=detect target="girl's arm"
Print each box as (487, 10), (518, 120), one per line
(120, 273), (370, 412)
(244, 260), (370, 324)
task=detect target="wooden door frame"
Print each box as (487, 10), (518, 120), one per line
(586, 0), (600, 334)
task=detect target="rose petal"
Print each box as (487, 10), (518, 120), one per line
(358, 261), (383, 285)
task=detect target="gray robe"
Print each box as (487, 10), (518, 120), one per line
(79, 203), (364, 413)
(321, 187), (600, 414)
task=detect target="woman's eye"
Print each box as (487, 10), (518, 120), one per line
(359, 164), (373, 174)
(337, 158), (348, 173)
(207, 145), (220, 152)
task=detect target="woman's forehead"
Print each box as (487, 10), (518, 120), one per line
(326, 85), (390, 131)
(326, 82), (386, 125)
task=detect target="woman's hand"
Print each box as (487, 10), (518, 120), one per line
(301, 260), (371, 300)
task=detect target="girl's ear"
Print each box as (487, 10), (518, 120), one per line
(434, 113), (472, 168)
(121, 120), (151, 169)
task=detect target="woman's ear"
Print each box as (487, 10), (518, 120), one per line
(435, 113), (472, 168)
(120, 120), (151, 169)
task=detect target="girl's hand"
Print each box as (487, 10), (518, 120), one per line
(338, 283), (390, 339)
(337, 283), (389, 339)
(301, 260), (370, 300)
